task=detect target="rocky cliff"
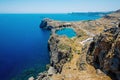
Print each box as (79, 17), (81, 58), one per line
(33, 10), (120, 80)
(87, 25), (120, 80)
(40, 18), (72, 30)
(48, 35), (72, 73)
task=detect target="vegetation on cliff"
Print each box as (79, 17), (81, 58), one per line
(87, 25), (120, 80)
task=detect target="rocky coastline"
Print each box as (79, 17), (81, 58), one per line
(29, 9), (120, 80)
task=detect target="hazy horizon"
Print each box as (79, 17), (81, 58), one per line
(0, 0), (120, 13)
(0, 11), (114, 14)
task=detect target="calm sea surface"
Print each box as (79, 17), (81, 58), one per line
(0, 13), (109, 80)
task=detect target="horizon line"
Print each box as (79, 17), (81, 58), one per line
(0, 11), (113, 14)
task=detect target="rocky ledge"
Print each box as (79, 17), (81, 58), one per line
(87, 25), (120, 80)
(30, 9), (120, 80)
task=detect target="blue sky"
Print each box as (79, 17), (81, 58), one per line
(0, 0), (120, 13)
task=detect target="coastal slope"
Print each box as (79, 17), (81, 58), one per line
(34, 10), (120, 80)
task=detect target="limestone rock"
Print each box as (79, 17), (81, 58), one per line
(40, 18), (54, 30)
(40, 18), (72, 30)
(48, 66), (57, 75)
(87, 24), (120, 80)
(28, 76), (34, 80)
(48, 35), (72, 73)
(96, 69), (105, 75)
(36, 72), (50, 80)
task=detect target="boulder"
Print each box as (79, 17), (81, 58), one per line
(28, 76), (34, 80)
(48, 66), (57, 75)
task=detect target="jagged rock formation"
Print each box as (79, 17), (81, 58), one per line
(36, 72), (50, 80)
(48, 35), (72, 73)
(40, 18), (72, 30)
(87, 24), (120, 80)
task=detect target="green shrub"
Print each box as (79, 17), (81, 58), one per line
(68, 54), (73, 61)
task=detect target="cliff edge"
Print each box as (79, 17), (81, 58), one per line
(87, 24), (120, 80)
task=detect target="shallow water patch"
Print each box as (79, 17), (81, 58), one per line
(56, 28), (77, 38)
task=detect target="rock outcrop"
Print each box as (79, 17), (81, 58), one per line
(36, 35), (73, 80)
(36, 72), (50, 80)
(87, 24), (120, 80)
(48, 35), (72, 73)
(40, 18), (72, 30)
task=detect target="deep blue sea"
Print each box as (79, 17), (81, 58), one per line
(0, 13), (110, 80)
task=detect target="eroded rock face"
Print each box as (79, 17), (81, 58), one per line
(40, 18), (54, 30)
(87, 25), (120, 80)
(103, 15), (116, 20)
(40, 18), (72, 30)
(36, 72), (50, 80)
(48, 35), (72, 73)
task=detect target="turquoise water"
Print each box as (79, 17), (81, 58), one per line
(0, 13), (110, 80)
(56, 28), (76, 38)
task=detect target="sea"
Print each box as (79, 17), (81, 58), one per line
(0, 12), (110, 80)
